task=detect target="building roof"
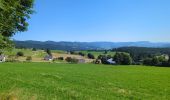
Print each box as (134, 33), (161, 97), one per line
(0, 55), (5, 61)
(107, 58), (116, 64)
(44, 55), (53, 59)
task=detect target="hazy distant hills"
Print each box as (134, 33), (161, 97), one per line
(14, 40), (170, 50)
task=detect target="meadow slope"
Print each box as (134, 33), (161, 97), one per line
(0, 63), (169, 100)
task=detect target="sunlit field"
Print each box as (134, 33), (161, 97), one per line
(0, 63), (169, 100)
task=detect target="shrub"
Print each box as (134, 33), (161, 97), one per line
(26, 56), (32, 62)
(94, 59), (101, 64)
(87, 53), (95, 59)
(101, 55), (109, 64)
(143, 58), (153, 65)
(52, 58), (58, 62)
(70, 51), (75, 54)
(16, 51), (24, 56)
(71, 58), (78, 63)
(79, 52), (85, 56)
(98, 55), (103, 59)
(32, 48), (37, 51)
(65, 57), (72, 62)
(65, 57), (78, 63)
(6, 55), (19, 62)
(104, 50), (108, 54)
(58, 57), (64, 60)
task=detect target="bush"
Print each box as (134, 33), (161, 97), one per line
(79, 52), (85, 56)
(26, 56), (32, 62)
(98, 55), (103, 59)
(143, 58), (153, 65)
(58, 57), (64, 60)
(6, 55), (19, 62)
(32, 48), (37, 51)
(70, 51), (75, 54)
(104, 50), (108, 54)
(65, 57), (78, 63)
(52, 58), (58, 62)
(16, 51), (24, 56)
(94, 59), (101, 64)
(71, 58), (79, 63)
(65, 57), (72, 62)
(143, 56), (169, 66)
(99, 55), (108, 64)
(87, 53), (95, 59)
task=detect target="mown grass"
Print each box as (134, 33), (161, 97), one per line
(51, 50), (67, 54)
(0, 63), (169, 100)
(4, 49), (46, 58)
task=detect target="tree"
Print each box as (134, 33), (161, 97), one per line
(114, 52), (123, 64)
(0, 34), (13, 52)
(32, 48), (36, 51)
(0, 0), (34, 37)
(143, 58), (153, 65)
(58, 57), (64, 60)
(113, 52), (132, 65)
(87, 53), (95, 59)
(46, 49), (52, 56)
(16, 51), (24, 56)
(65, 57), (78, 63)
(104, 50), (107, 54)
(168, 55), (170, 62)
(98, 55), (103, 59)
(101, 55), (108, 64)
(79, 52), (85, 56)
(152, 57), (160, 66)
(70, 51), (75, 54)
(121, 53), (132, 65)
(0, 0), (34, 51)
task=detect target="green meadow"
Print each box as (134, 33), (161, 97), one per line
(0, 63), (169, 100)
(4, 49), (46, 58)
(80, 51), (115, 58)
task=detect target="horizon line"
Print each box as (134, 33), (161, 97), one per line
(13, 39), (170, 43)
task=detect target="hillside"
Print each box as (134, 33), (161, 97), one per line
(14, 40), (170, 50)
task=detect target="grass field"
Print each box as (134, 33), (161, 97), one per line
(80, 51), (115, 58)
(4, 49), (46, 58)
(0, 63), (170, 100)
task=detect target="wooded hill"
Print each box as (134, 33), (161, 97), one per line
(14, 40), (170, 50)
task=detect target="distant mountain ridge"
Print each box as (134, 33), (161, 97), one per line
(14, 40), (170, 50)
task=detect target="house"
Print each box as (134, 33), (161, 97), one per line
(107, 58), (116, 64)
(164, 54), (169, 60)
(78, 59), (86, 63)
(0, 55), (5, 62)
(44, 55), (53, 61)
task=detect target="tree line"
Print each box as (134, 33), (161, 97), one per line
(111, 47), (170, 67)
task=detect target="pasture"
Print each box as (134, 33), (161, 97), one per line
(0, 63), (169, 100)
(80, 50), (115, 58)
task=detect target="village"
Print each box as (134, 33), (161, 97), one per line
(0, 48), (118, 65)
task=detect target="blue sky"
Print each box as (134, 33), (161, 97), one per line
(13, 0), (170, 42)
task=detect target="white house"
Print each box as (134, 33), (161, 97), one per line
(44, 55), (53, 61)
(0, 55), (5, 62)
(107, 58), (116, 64)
